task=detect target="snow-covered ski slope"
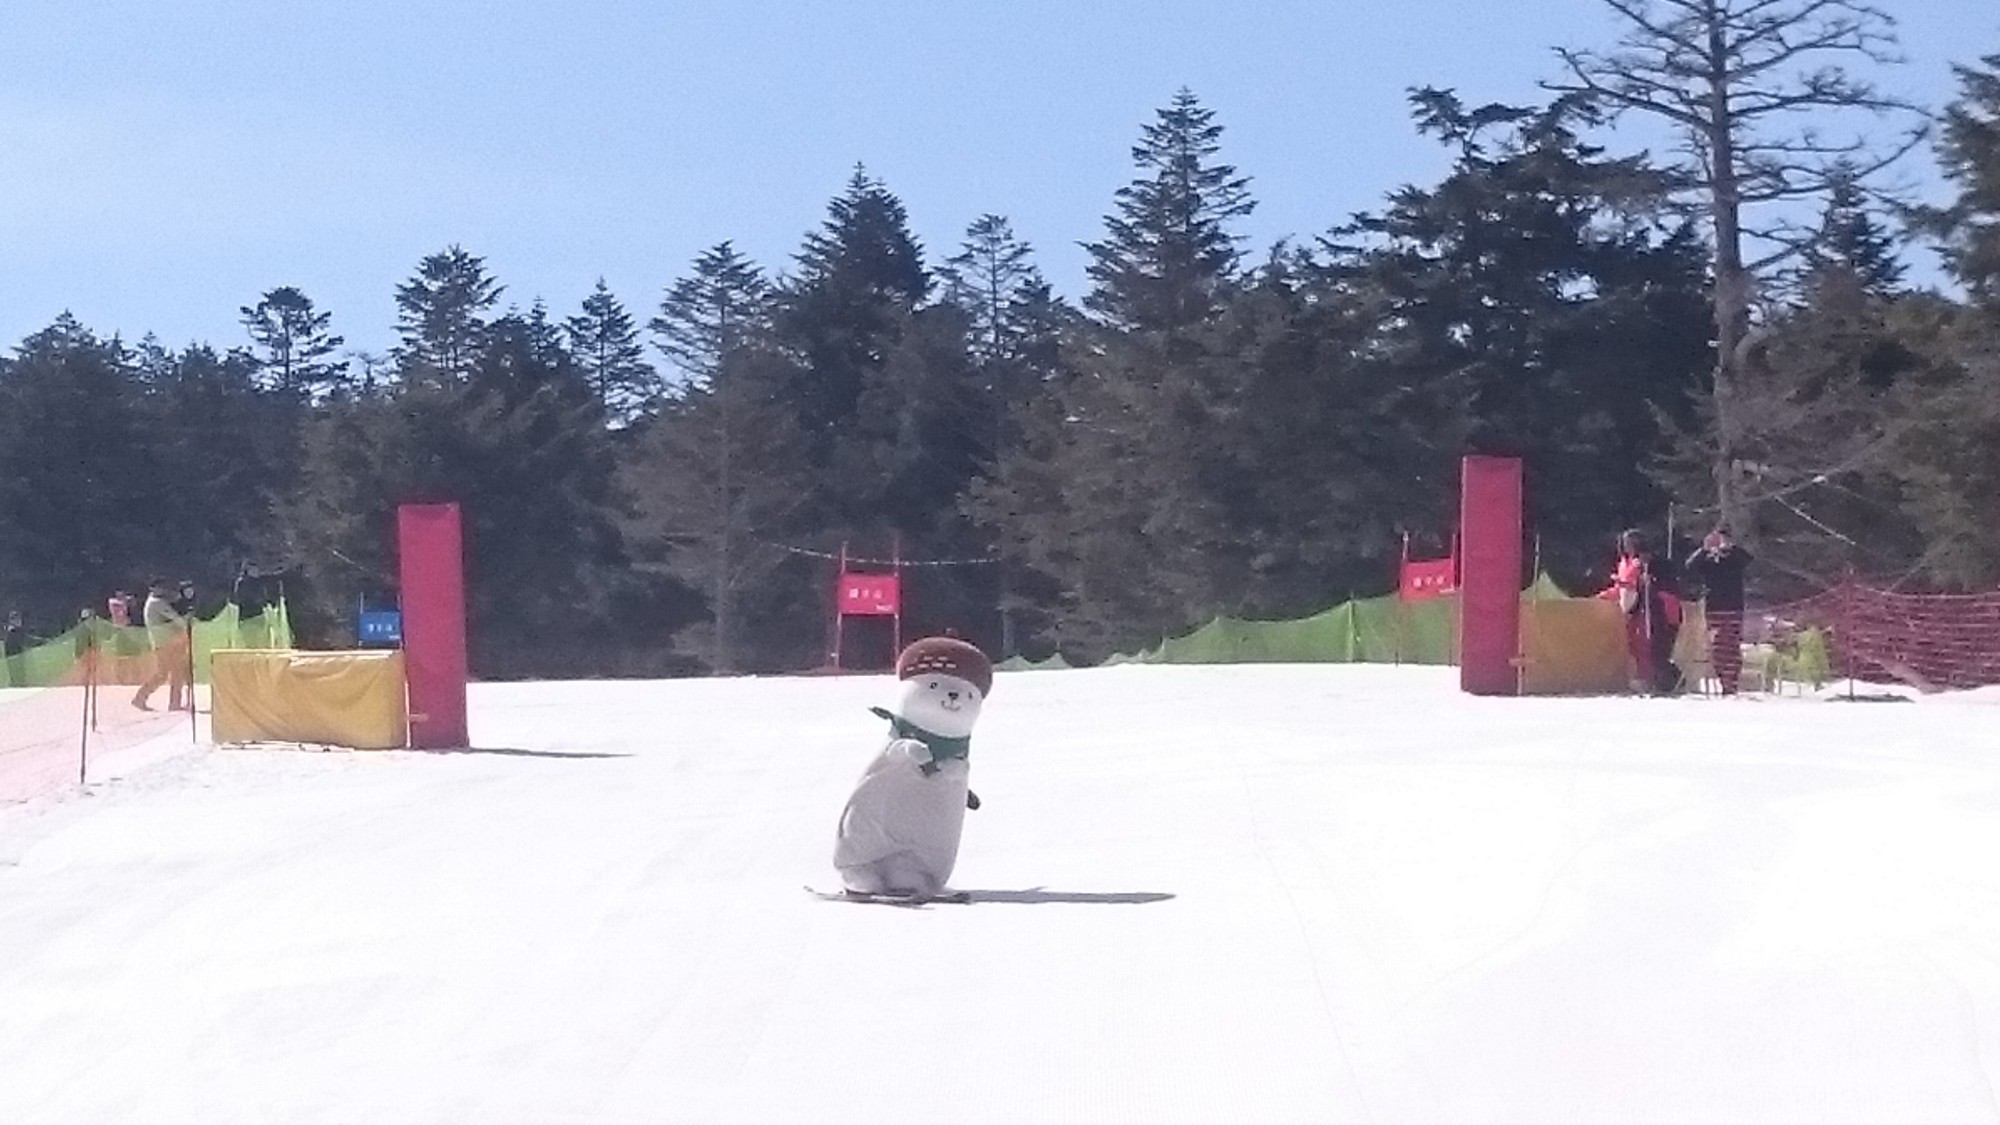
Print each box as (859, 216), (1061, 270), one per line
(3, 665), (1998, 1124)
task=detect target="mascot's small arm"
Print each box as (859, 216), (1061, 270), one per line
(832, 636), (992, 898)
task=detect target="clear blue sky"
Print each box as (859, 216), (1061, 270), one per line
(2, 0), (1993, 356)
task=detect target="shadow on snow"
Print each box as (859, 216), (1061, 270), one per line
(961, 889), (1176, 905)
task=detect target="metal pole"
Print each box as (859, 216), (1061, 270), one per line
(830, 541), (848, 671)
(78, 633), (93, 786)
(1395, 533), (1407, 666)
(892, 534), (903, 658)
(1843, 567), (1856, 700)
(1449, 532), (1462, 667)
(1521, 531), (1543, 696)
(187, 615), (199, 742)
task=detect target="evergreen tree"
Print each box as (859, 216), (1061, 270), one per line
(633, 244), (808, 672)
(1339, 91), (1711, 586)
(1803, 169), (1906, 305)
(240, 286), (348, 399)
(145, 343), (290, 572)
(940, 215), (1044, 364)
(1548, 0), (1927, 533)
(566, 279), (657, 425)
(652, 243), (769, 387)
(778, 168), (931, 439)
(940, 217), (1071, 657)
(796, 167), (929, 308)
(1862, 54), (2000, 589)
(937, 215), (1070, 463)
(288, 306), (650, 675)
(0, 317), (163, 616)
(395, 245), (503, 386)
(772, 172), (1014, 663)
(1740, 165), (1918, 586)
(480, 302), (584, 400)
(280, 390), (414, 645)
(1924, 53), (2000, 300)
(1876, 297), (2000, 589)
(973, 91), (1260, 656)
(1083, 88), (1254, 340)
(967, 321), (1183, 659)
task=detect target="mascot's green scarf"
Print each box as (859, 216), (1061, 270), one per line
(869, 707), (970, 776)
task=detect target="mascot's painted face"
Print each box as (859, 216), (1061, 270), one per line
(898, 672), (984, 739)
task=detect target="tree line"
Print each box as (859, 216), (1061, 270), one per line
(1, 1), (1996, 676)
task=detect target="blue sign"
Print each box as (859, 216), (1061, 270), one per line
(358, 609), (403, 646)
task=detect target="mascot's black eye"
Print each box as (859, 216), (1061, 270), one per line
(928, 680), (939, 689)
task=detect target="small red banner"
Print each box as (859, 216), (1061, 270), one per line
(1400, 557), (1457, 601)
(838, 573), (901, 617)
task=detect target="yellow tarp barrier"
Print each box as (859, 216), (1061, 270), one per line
(1674, 603), (1712, 688)
(212, 650), (408, 750)
(1521, 598), (1632, 695)
(1520, 598), (1717, 695)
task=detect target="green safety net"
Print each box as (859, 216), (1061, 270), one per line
(994, 652), (1075, 673)
(1059, 573), (1571, 669)
(0, 600), (293, 689)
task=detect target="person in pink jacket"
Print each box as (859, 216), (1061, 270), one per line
(1600, 529), (1682, 695)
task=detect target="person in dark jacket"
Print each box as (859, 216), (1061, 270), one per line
(3, 611), (26, 687)
(231, 563), (262, 645)
(1684, 524), (1755, 695)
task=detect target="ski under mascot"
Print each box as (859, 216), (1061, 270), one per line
(833, 635), (993, 897)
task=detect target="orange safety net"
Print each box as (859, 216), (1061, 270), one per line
(0, 647), (189, 806)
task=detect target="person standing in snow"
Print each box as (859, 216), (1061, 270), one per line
(132, 578), (190, 711)
(1684, 524), (1754, 696)
(107, 590), (141, 666)
(1601, 529), (1682, 695)
(3, 611), (26, 688)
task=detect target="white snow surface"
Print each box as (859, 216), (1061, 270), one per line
(3, 664), (1999, 1124)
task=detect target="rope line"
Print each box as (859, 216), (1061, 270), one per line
(761, 541), (1000, 568)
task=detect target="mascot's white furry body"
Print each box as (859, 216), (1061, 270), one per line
(833, 637), (991, 898)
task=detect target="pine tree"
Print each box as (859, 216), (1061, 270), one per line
(1338, 91), (1711, 587)
(1547, 0), (1927, 533)
(772, 171), (1014, 661)
(240, 286), (348, 400)
(652, 243), (768, 388)
(778, 168), (931, 436)
(280, 391), (413, 645)
(940, 215), (1043, 365)
(1803, 169), (1906, 305)
(477, 303), (589, 403)
(566, 279), (657, 425)
(1924, 53), (2000, 300)
(395, 245), (503, 386)
(1863, 55), (2000, 589)
(796, 167), (929, 308)
(144, 343), (286, 572)
(1083, 88), (1254, 340)
(0, 316), (164, 615)
(975, 91), (1260, 656)
(939, 217), (1072, 658)
(634, 245), (807, 672)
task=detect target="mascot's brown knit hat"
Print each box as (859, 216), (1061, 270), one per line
(895, 635), (993, 696)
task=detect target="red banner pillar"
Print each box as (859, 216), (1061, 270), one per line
(1459, 456), (1524, 696)
(398, 503), (469, 748)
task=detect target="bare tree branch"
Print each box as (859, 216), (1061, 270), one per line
(1548, 50), (1709, 129)
(1544, 0), (1925, 534)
